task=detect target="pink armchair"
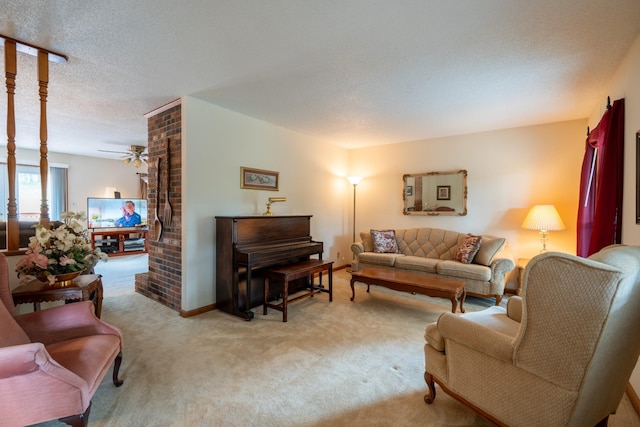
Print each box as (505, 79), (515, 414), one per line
(0, 253), (124, 427)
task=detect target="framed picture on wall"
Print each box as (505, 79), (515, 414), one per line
(437, 185), (451, 200)
(240, 167), (279, 191)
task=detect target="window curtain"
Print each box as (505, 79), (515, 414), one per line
(577, 98), (625, 257)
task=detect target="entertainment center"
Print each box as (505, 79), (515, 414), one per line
(90, 228), (148, 257)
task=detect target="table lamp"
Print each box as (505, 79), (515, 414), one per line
(521, 204), (565, 252)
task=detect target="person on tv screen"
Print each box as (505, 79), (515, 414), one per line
(116, 200), (142, 227)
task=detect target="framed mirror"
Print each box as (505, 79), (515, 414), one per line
(403, 169), (467, 216)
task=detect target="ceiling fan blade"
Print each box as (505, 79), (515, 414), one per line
(98, 149), (131, 154)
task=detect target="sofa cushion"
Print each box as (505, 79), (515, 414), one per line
(436, 260), (492, 282)
(360, 231), (375, 252)
(474, 236), (506, 266)
(46, 334), (121, 393)
(394, 256), (440, 273)
(395, 228), (460, 259)
(455, 234), (482, 264)
(371, 229), (399, 253)
(358, 252), (404, 267)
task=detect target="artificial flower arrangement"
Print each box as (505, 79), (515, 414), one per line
(16, 211), (108, 285)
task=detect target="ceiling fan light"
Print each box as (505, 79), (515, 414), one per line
(123, 158), (131, 165)
(133, 158), (143, 168)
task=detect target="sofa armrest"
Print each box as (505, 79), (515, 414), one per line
(488, 244), (516, 295)
(15, 301), (122, 346)
(351, 241), (365, 257)
(437, 312), (515, 363)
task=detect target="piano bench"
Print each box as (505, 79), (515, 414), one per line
(263, 259), (333, 322)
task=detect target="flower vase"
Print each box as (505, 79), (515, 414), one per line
(37, 270), (84, 287)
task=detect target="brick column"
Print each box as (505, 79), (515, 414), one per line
(136, 101), (182, 311)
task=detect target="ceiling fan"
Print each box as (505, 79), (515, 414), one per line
(98, 145), (148, 168)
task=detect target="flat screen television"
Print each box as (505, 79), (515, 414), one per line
(87, 198), (148, 229)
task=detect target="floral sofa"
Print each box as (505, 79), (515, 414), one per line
(350, 228), (515, 304)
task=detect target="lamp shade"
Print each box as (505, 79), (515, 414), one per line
(521, 205), (566, 232)
(347, 176), (362, 185)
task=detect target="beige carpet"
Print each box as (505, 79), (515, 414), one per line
(33, 255), (639, 427)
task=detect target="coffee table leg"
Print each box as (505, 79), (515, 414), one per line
(459, 289), (466, 313)
(328, 265), (333, 302)
(350, 278), (356, 301)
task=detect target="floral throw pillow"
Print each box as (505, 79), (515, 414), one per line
(371, 229), (399, 254)
(455, 234), (482, 264)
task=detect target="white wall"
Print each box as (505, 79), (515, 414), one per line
(181, 97), (350, 311)
(590, 32), (640, 398)
(348, 119), (586, 262)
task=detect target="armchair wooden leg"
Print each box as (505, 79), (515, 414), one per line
(59, 402), (91, 427)
(424, 372), (436, 404)
(113, 351), (124, 387)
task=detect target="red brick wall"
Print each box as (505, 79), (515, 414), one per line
(135, 102), (182, 311)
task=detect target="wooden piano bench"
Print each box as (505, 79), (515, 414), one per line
(263, 259), (333, 322)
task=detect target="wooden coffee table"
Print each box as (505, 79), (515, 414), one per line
(350, 268), (465, 313)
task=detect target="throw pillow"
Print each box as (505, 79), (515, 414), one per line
(473, 237), (506, 266)
(456, 234), (482, 264)
(371, 229), (399, 254)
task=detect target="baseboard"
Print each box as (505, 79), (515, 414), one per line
(180, 303), (215, 317)
(627, 382), (640, 417)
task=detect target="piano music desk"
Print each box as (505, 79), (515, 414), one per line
(263, 259), (333, 322)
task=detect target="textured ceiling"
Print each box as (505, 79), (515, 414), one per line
(0, 0), (639, 160)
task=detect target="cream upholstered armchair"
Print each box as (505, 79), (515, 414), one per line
(423, 245), (640, 427)
(0, 253), (124, 427)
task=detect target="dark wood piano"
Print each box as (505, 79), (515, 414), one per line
(215, 215), (323, 320)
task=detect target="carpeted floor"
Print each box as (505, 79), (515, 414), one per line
(33, 255), (640, 426)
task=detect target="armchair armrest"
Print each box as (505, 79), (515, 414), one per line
(14, 301), (122, 346)
(0, 342), (86, 389)
(437, 312), (515, 363)
(0, 342), (46, 379)
(506, 296), (523, 322)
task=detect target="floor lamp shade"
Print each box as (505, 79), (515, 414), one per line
(522, 204), (565, 252)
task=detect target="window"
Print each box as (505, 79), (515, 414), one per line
(0, 163), (68, 222)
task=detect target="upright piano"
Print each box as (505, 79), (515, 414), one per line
(215, 215), (323, 320)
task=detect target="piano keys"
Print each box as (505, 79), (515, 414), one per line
(215, 215), (323, 320)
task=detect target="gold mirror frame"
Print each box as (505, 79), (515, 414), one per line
(403, 170), (467, 216)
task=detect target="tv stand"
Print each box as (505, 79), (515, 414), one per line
(90, 228), (148, 257)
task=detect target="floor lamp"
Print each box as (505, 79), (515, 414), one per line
(347, 176), (362, 269)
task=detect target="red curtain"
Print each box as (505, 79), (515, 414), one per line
(577, 98), (625, 257)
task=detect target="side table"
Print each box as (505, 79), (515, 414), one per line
(12, 274), (104, 318)
(516, 258), (530, 296)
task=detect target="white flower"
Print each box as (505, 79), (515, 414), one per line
(15, 211), (107, 282)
